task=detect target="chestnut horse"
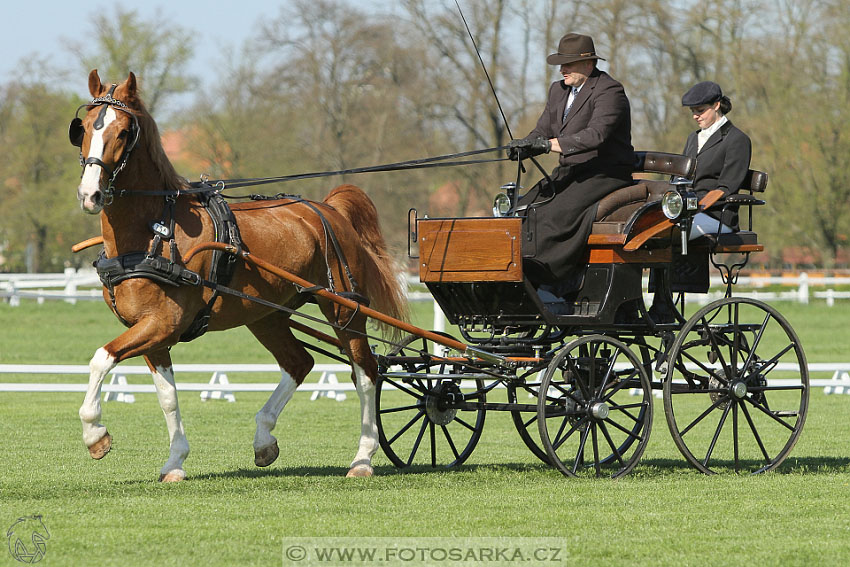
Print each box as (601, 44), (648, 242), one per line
(72, 70), (407, 481)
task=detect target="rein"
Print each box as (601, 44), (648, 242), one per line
(115, 145), (510, 198)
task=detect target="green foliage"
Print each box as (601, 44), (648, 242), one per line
(0, 82), (98, 272)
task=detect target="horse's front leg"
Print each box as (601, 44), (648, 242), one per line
(79, 318), (180, 465)
(145, 350), (189, 482)
(79, 347), (118, 459)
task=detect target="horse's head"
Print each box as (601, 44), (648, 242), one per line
(71, 69), (141, 214)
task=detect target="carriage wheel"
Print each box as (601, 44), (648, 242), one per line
(508, 380), (552, 465)
(663, 297), (808, 474)
(376, 334), (486, 469)
(537, 335), (653, 478)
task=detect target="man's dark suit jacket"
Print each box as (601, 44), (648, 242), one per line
(519, 68), (634, 284)
(683, 120), (752, 227)
(527, 68), (634, 171)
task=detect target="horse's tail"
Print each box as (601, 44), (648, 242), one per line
(324, 184), (409, 336)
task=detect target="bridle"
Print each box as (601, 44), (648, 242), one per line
(69, 84), (141, 204)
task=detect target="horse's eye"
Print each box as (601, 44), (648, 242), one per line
(117, 129), (129, 139)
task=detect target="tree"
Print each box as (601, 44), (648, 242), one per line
(0, 79), (98, 272)
(66, 7), (196, 117)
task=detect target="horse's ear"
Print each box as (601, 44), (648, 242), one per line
(88, 69), (102, 97)
(125, 72), (137, 97)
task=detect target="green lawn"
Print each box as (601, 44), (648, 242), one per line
(1, 299), (849, 566)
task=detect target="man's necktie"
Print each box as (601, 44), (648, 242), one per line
(562, 87), (578, 123)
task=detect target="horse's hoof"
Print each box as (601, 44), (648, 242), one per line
(254, 441), (280, 467)
(88, 433), (112, 460)
(158, 470), (186, 483)
(346, 464), (373, 478)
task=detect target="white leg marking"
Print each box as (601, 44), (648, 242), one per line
(350, 363), (378, 470)
(79, 347), (116, 447)
(152, 365), (189, 478)
(253, 370), (297, 451)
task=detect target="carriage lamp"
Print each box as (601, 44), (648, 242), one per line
(493, 192), (512, 217)
(661, 190), (684, 219)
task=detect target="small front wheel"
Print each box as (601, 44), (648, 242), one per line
(376, 334), (486, 469)
(537, 335), (653, 478)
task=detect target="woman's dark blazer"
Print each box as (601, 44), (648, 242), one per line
(683, 120), (752, 228)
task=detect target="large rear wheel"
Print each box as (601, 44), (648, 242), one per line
(663, 297), (808, 474)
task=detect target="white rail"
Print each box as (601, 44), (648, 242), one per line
(2, 363), (850, 399)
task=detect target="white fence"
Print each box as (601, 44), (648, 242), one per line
(0, 364), (354, 403)
(2, 362), (850, 404)
(4, 270), (850, 307)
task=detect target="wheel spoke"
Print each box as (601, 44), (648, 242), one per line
(429, 422), (436, 467)
(742, 343), (795, 383)
(680, 396), (728, 437)
(599, 422), (625, 468)
(387, 410), (425, 445)
(703, 402), (732, 467)
(739, 312), (771, 375)
(379, 403), (422, 415)
(453, 416), (477, 432)
(383, 378), (425, 399)
(604, 414), (645, 441)
(700, 316), (732, 382)
(552, 415), (580, 451)
(744, 396), (797, 431)
(740, 402), (771, 462)
(733, 403), (740, 473)
(592, 424), (601, 477)
(406, 417), (429, 466)
(441, 425), (461, 461)
(597, 347), (622, 393)
(572, 424), (591, 474)
(679, 347), (728, 387)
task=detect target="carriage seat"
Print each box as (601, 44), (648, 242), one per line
(592, 151), (696, 233)
(696, 169), (768, 254)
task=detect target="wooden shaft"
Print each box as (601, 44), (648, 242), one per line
(182, 242), (472, 354)
(71, 235), (105, 253)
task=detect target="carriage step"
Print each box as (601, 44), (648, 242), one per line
(772, 410), (799, 418)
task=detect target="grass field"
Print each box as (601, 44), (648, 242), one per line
(1, 299), (850, 566)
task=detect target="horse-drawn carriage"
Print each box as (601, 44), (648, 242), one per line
(70, 71), (807, 481)
(375, 151), (808, 478)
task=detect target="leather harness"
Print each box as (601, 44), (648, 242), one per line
(94, 192), (365, 342)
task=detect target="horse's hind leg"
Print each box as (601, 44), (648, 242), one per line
(145, 350), (189, 482)
(247, 313), (313, 467)
(320, 303), (380, 478)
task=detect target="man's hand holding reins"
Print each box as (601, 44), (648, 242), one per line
(507, 137), (551, 161)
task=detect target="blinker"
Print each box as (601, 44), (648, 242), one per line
(69, 117), (84, 147)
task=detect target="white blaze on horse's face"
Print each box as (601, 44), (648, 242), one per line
(77, 106), (118, 214)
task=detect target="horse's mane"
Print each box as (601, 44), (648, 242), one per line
(126, 95), (188, 192)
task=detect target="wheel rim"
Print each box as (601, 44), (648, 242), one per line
(537, 335), (653, 478)
(663, 297), (809, 474)
(376, 334), (486, 469)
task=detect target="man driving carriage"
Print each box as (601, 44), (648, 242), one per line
(508, 33), (634, 291)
